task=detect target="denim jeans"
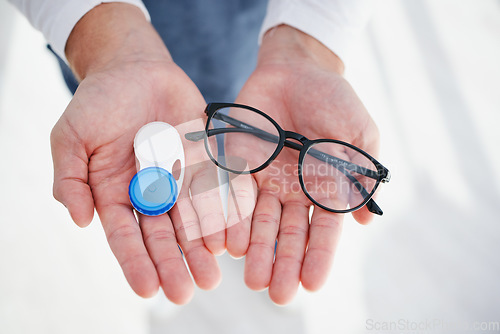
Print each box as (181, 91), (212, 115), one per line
(55, 0), (268, 102)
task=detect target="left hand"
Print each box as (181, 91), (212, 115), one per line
(233, 25), (380, 304)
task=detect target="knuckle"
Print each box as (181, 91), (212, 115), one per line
(275, 253), (303, 266)
(252, 212), (280, 228)
(107, 224), (140, 243)
(144, 229), (177, 244)
(279, 224), (308, 237)
(155, 256), (184, 272)
(306, 245), (334, 257)
(249, 241), (275, 253)
(174, 219), (200, 234)
(311, 216), (342, 230)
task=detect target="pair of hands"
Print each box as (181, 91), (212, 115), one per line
(51, 3), (379, 305)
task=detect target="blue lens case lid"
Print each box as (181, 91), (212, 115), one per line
(129, 167), (178, 216)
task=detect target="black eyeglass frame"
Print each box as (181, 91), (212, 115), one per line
(188, 102), (391, 215)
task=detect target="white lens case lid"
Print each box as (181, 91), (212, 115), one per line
(133, 121), (185, 192)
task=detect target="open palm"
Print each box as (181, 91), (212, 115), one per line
(235, 58), (380, 304)
(51, 61), (224, 304)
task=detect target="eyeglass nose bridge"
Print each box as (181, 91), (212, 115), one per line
(284, 131), (309, 144)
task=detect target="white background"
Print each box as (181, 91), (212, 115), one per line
(1, 0), (499, 333)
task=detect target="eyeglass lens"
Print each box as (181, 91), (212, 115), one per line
(302, 142), (378, 211)
(206, 106), (280, 172)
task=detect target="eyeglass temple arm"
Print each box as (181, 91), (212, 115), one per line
(187, 118), (380, 181)
(186, 112), (380, 180)
(185, 116), (384, 215)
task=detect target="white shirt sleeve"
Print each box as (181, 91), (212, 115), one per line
(259, 0), (373, 62)
(7, 0), (150, 63)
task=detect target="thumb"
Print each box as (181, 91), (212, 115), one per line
(50, 122), (94, 227)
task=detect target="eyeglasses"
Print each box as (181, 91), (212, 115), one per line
(186, 103), (391, 215)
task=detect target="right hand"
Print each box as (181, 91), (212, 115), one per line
(50, 3), (225, 304)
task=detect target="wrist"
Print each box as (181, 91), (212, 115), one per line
(258, 25), (344, 75)
(66, 3), (171, 80)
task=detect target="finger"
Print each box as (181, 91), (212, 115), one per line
(169, 189), (222, 290)
(139, 213), (194, 304)
(350, 147), (380, 226)
(51, 126), (94, 227)
(176, 118), (226, 254)
(98, 203), (159, 298)
(269, 201), (309, 305)
(189, 163), (226, 255)
(301, 206), (343, 291)
(350, 135), (380, 225)
(226, 172), (257, 258)
(244, 191), (281, 290)
(352, 204), (374, 225)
